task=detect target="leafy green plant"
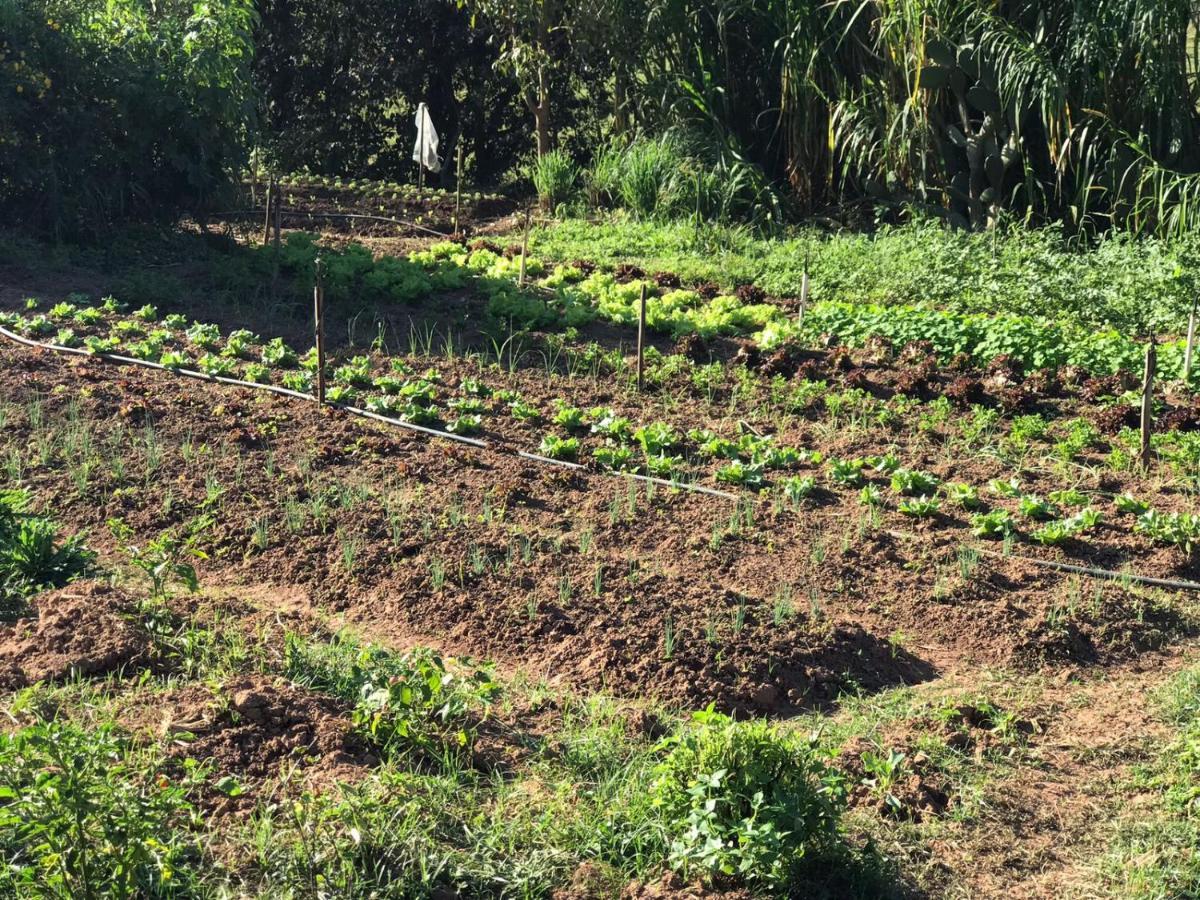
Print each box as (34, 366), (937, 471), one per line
(898, 495), (940, 518)
(538, 434), (580, 461)
(947, 483), (982, 510)
(552, 402), (585, 431)
(989, 477), (1022, 498)
(860, 747), (908, 816)
(196, 353), (236, 377)
(1136, 510), (1200, 558)
(715, 461), (764, 488)
(509, 399), (541, 422)
(859, 484), (883, 506)
(446, 414), (483, 436)
(828, 457), (865, 487)
(0, 721), (204, 898)
(1, 491), (94, 616)
(222, 329), (257, 359)
(645, 453), (685, 478)
(634, 422), (681, 456)
(1115, 493), (1149, 516)
(649, 707), (844, 889)
(972, 509), (1016, 539)
(781, 475), (817, 504)
(594, 445), (636, 470)
(185, 322), (220, 350)
(159, 350), (190, 370)
(1018, 495), (1058, 521)
(261, 337), (298, 368)
(285, 636), (498, 764)
(242, 363), (270, 384)
(890, 469), (940, 496)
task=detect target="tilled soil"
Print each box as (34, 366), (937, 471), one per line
(2, 343), (1197, 715)
(0, 582), (150, 690)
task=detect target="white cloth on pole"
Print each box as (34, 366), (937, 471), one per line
(413, 103), (441, 173)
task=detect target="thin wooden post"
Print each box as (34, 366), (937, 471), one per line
(799, 247), (811, 327)
(519, 205), (531, 287)
(1140, 339), (1157, 471)
(417, 108), (425, 196)
(454, 143), (464, 235)
(1184, 295), (1198, 385)
(262, 179), (274, 246)
(273, 184), (282, 248)
(314, 258), (327, 406)
(636, 283), (647, 392)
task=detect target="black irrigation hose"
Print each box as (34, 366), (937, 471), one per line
(207, 208), (452, 239)
(974, 547), (1200, 593)
(0, 325), (739, 502)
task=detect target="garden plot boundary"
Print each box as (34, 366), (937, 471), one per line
(0, 324), (739, 502)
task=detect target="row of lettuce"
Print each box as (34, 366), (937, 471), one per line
(2, 297), (1197, 561)
(4, 230), (1196, 387)
(277, 234), (1196, 384)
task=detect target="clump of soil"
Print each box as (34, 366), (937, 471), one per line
(673, 333), (709, 363)
(620, 871), (753, 899)
(158, 675), (373, 811)
(0, 582), (151, 690)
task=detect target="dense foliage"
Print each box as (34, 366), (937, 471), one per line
(0, 0), (257, 236)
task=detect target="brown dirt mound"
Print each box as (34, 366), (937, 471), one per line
(0, 582), (150, 690)
(159, 675), (373, 808)
(620, 872), (753, 899)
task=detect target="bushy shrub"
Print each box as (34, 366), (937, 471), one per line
(649, 708), (845, 888)
(0, 721), (205, 896)
(0, 0), (257, 236)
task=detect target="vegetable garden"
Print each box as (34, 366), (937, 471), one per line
(8, 0), (1200, 894)
(4, 205), (1200, 896)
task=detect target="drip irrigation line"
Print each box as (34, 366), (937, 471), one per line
(974, 547), (1200, 593)
(333, 402), (489, 449)
(0, 325), (740, 503)
(207, 208), (451, 239)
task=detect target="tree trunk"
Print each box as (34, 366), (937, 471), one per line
(535, 66), (551, 158)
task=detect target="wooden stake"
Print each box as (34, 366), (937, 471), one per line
(1185, 295), (1198, 385)
(454, 143), (464, 235)
(417, 107), (425, 196)
(262, 179), (273, 246)
(314, 258), (327, 406)
(519, 206), (531, 287)
(636, 283), (647, 392)
(1140, 339), (1156, 472)
(799, 247), (811, 325)
(273, 184), (282, 248)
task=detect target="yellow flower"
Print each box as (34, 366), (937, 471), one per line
(43, 76), (50, 88)
(15, 85), (21, 93)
